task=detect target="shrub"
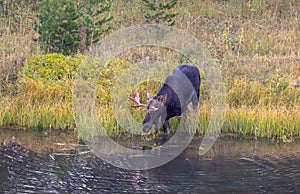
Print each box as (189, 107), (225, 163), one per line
(18, 53), (83, 104)
(19, 53), (133, 105)
(19, 53), (82, 82)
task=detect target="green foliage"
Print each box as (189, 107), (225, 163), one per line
(18, 53), (84, 105)
(34, 0), (112, 55)
(78, 0), (113, 46)
(18, 54), (133, 105)
(227, 78), (300, 108)
(34, 0), (80, 55)
(142, 0), (178, 26)
(20, 53), (83, 82)
(96, 58), (132, 104)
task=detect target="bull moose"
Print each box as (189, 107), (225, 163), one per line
(129, 65), (200, 134)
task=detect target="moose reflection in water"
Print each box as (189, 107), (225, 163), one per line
(129, 65), (200, 134)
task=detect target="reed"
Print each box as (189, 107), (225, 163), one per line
(224, 106), (300, 141)
(0, 96), (73, 130)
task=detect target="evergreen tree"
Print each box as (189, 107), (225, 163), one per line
(34, 0), (80, 55)
(34, 0), (112, 55)
(142, 0), (178, 26)
(78, 0), (112, 50)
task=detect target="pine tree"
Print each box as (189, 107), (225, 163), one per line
(142, 0), (178, 26)
(78, 0), (112, 50)
(34, 0), (112, 55)
(34, 0), (80, 55)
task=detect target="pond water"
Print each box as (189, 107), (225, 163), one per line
(0, 128), (300, 193)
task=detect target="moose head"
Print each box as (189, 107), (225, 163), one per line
(129, 88), (167, 133)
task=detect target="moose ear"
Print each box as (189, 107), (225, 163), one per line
(158, 94), (167, 105)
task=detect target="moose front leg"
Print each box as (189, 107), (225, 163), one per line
(154, 120), (159, 132)
(162, 120), (170, 134)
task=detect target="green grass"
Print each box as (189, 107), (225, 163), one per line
(224, 106), (300, 141)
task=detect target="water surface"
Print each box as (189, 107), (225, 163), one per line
(0, 129), (300, 193)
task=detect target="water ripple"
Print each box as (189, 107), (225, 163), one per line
(1, 139), (300, 193)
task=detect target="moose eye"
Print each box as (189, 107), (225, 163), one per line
(151, 105), (159, 111)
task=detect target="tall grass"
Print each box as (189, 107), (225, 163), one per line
(224, 106), (300, 140)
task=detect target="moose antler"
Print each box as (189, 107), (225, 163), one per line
(128, 88), (147, 107)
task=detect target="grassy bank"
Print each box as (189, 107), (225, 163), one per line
(1, 93), (299, 141)
(0, 55), (298, 141)
(0, 0), (299, 141)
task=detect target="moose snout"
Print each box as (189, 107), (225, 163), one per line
(142, 123), (152, 133)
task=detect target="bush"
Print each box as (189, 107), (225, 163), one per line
(18, 53), (83, 104)
(18, 53), (133, 105)
(19, 53), (82, 82)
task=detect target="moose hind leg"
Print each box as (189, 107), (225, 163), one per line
(192, 95), (199, 111)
